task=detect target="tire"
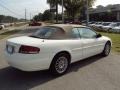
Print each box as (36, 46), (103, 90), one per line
(101, 42), (111, 56)
(50, 53), (70, 75)
(108, 28), (112, 32)
(0, 26), (2, 30)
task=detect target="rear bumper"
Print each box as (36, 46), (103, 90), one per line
(5, 52), (52, 71)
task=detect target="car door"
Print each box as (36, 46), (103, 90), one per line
(70, 28), (84, 63)
(77, 27), (103, 58)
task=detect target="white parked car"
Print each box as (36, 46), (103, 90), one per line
(102, 22), (117, 31)
(0, 24), (5, 30)
(89, 22), (97, 27)
(94, 22), (104, 29)
(5, 24), (112, 75)
(110, 22), (120, 33)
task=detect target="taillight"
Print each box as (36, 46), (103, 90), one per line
(19, 45), (40, 54)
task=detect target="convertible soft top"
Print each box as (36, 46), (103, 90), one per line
(47, 24), (87, 33)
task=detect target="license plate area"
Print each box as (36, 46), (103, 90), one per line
(6, 45), (15, 54)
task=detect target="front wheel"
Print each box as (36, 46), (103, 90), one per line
(102, 42), (111, 56)
(50, 53), (70, 75)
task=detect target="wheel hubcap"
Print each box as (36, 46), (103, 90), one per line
(55, 56), (68, 74)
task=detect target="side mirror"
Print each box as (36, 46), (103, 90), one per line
(96, 34), (102, 38)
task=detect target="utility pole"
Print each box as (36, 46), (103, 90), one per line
(56, 2), (58, 23)
(25, 8), (27, 22)
(86, 0), (89, 26)
(11, 17), (13, 23)
(62, 0), (64, 23)
(30, 13), (31, 21)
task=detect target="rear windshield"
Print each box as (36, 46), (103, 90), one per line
(30, 27), (67, 39)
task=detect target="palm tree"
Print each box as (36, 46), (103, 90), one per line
(47, 0), (96, 21)
(47, 0), (61, 23)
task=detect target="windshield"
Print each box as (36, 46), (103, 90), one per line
(30, 27), (66, 39)
(103, 23), (111, 26)
(111, 23), (117, 27)
(115, 23), (120, 26)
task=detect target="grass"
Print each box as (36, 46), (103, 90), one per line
(0, 30), (20, 40)
(97, 31), (120, 54)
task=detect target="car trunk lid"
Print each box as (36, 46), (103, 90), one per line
(6, 36), (44, 54)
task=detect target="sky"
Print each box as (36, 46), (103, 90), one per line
(0, 0), (120, 19)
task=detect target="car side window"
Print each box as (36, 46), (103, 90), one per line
(78, 28), (97, 39)
(72, 28), (80, 39)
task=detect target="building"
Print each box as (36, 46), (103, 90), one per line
(89, 4), (120, 22)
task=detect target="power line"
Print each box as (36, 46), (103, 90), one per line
(0, 3), (23, 17)
(0, 1), (23, 17)
(0, 0), (7, 5)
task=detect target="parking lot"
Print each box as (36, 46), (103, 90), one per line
(89, 22), (120, 33)
(0, 27), (120, 90)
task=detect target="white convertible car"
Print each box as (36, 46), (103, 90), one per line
(5, 24), (112, 75)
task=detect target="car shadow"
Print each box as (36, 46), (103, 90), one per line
(0, 54), (105, 89)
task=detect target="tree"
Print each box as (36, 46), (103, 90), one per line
(47, 0), (96, 20)
(33, 15), (39, 21)
(38, 13), (43, 21)
(33, 10), (55, 22)
(0, 15), (18, 23)
(47, 0), (60, 23)
(33, 13), (43, 21)
(42, 9), (53, 21)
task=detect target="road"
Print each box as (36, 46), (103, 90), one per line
(0, 22), (46, 34)
(0, 24), (27, 34)
(0, 27), (120, 90)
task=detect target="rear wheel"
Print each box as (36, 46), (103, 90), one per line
(102, 42), (111, 56)
(50, 53), (70, 75)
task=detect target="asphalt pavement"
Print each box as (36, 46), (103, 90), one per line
(0, 27), (120, 90)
